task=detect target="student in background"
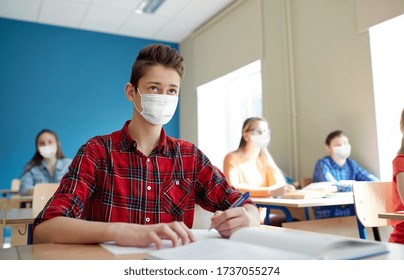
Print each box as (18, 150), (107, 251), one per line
(33, 44), (260, 248)
(389, 108), (404, 244)
(312, 130), (379, 219)
(19, 129), (72, 195)
(223, 117), (295, 225)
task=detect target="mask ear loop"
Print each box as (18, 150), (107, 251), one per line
(133, 88), (143, 114)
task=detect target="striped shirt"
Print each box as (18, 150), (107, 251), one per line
(313, 156), (378, 188)
(34, 121), (251, 228)
(311, 156), (378, 219)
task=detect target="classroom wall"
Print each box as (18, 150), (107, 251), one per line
(180, 0), (380, 180)
(0, 18), (179, 189)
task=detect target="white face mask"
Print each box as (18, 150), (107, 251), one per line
(39, 144), (57, 159)
(134, 89), (178, 126)
(250, 134), (270, 149)
(332, 145), (351, 160)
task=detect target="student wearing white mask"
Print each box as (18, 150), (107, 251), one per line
(223, 117), (295, 225)
(312, 130), (379, 219)
(19, 129), (72, 195)
(33, 44), (260, 247)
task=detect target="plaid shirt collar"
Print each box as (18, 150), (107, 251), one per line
(119, 120), (172, 156)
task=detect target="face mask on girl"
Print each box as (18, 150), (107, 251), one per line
(250, 134), (270, 149)
(134, 88), (178, 126)
(332, 145), (351, 160)
(39, 144), (57, 159)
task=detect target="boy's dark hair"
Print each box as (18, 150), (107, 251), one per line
(130, 44), (184, 88)
(325, 130), (346, 146)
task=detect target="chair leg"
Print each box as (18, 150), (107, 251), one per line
(372, 227), (381, 241)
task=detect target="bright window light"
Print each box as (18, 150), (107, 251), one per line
(197, 60), (262, 171)
(369, 14), (404, 180)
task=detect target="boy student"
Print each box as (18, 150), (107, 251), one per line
(33, 44), (260, 248)
(311, 130), (379, 219)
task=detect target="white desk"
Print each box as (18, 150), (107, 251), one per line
(0, 208), (35, 247)
(252, 194), (353, 221)
(251, 194), (370, 238)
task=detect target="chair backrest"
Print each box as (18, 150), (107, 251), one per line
(352, 181), (393, 227)
(11, 178), (21, 192)
(32, 183), (59, 216)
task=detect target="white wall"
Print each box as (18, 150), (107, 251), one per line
(180, 0), (382, 180)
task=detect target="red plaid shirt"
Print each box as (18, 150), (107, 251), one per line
(34, 121), (252, 228)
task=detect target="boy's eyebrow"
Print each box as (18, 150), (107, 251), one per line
(146, 81), (180, 88)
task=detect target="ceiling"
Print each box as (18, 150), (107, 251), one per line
(0, 0), (235, 43)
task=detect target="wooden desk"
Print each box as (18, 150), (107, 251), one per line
(379, 212), (404, 220)
(0, 243), (147, 260)
(0, 208), (35, 247)
(0, 226), (403, 260)
(8, 195), (33, 208)
(1, 195), (33, 209)
(0, 189), (19, 198)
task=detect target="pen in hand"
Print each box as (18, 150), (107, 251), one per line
(208, 192), (250, 231)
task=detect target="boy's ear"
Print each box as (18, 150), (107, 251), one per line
(125, 83), (135, 101)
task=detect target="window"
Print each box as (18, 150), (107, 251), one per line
(369, 14), (404, 180)
(197, 60), (263, 170)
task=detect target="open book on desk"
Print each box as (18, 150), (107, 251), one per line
(145, 227), (388, 260)
(100, 229), (221, 255)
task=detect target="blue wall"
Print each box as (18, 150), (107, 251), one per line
(0, 18), (179, 189)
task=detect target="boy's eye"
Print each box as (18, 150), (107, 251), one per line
(168, 89), (178, 95)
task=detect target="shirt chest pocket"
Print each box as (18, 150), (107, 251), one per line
(161, 178), (193, 217)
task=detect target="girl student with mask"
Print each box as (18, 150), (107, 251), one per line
(33, 44), (260, 248)
(19, 129), (72, 195)
(223, 117), (295, 225)
(311, 130), (379, 219)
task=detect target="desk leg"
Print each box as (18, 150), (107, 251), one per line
(304, 208), (310, 220)
(0, 225), (3, 247)
(256, 205), (293, 224)
(11, 224), (28, 247)
(356, 217), (367, 239)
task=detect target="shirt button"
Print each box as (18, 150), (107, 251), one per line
(145, 217), (150, 223)
(146, 158), (150, 163)
(147, 186), (151, 191)
(175, 180), (179, 185)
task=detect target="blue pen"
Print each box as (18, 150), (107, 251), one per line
(229, 191), (250, 208)
(209, 192), (250, 230)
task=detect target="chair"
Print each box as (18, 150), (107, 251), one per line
(32, 183), (59, 217)
(11, 179), (21, 192)
(352, 181), (393, 241)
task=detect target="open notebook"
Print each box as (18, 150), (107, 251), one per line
(281, 182), (345, 199)
(102, 227), (388, 260)
(145, 227), (388, 260)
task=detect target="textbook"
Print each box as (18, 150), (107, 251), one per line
(280, 182), (342, 199)
(145, 227), (389, 260)
(281, 190), (326, 199)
